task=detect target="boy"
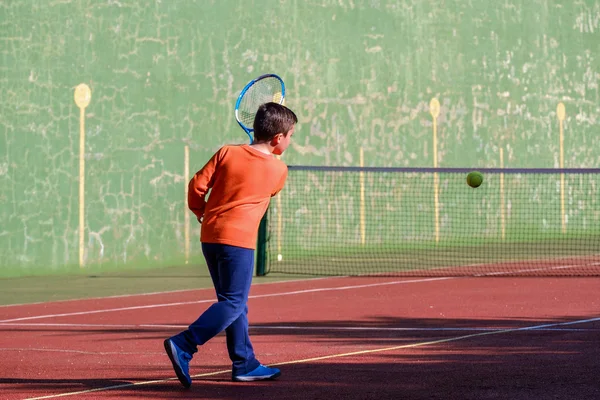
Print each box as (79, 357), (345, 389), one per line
(164, 102), (297, 388)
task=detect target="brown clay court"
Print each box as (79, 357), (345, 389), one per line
(1, 272), (599, 399)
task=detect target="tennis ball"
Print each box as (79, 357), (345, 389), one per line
(466, 171), (483, 188)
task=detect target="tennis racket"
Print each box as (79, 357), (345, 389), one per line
(235, 74), (285, 143)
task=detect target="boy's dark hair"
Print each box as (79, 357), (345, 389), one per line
(253, 102), (298, 142)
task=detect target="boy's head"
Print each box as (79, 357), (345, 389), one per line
(253, 102), (298, 155)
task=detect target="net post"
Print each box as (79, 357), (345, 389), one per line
(359, 147), (366, 245)
(500, 147), (506, 240)
(256, 208), (269, 276)
(430, 98), (441, 243)
(276, 156), (283, 257)
(557, 102), (566, 234)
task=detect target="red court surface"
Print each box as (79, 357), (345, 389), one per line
(1, 276), (599, 399)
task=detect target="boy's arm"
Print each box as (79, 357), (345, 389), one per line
(271, 166), (288, 197)
(188, 150), (221, 221)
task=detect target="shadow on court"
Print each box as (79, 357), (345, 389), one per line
(1, 315), (598, 399)
(3, 352), (597, 400)
(2, 314), (596, 343)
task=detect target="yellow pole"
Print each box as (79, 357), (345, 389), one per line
(430, 98), (441, 242)
(74, 84), (91, 268)
(184, 145), (190, 264)
(276, 155), (283, 259)
(359, 147), (366, 245)
(500, 147), (505, 240)
(557, 102), (566, 234)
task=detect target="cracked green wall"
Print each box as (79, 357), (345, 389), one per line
(0, 0), (598, 275)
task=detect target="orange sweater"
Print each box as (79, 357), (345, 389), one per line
(188, 145), (288, 249)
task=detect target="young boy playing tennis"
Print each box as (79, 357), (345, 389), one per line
(164, 102), (297, 388)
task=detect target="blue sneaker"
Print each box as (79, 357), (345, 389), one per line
(164, 338), (192, 388)
(232, 364), (281, 382)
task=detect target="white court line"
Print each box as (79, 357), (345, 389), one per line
(0, 323), (188, 329)
(0, 322), (596, 333)
(252, 325), (598, 332)
(0, 347), (163, 356)
(475, 262), (600, 277)
(0, 275), (336, 308)
(3, 258), (597, 308)
(0, 277), (451, 323)
(22, 316), (600, 400)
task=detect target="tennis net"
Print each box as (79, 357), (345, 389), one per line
(257, 166), (600, 277)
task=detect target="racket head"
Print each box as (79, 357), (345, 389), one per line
(235, 74), (285, 143)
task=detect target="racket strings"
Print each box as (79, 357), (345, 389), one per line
(238, 77), (283, 127)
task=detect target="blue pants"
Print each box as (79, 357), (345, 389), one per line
(170, 243), (260, 375)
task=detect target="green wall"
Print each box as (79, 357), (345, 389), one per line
(0, 0), (598, 275)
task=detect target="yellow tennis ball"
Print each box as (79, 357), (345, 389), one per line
(466, 171), (484, 188)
